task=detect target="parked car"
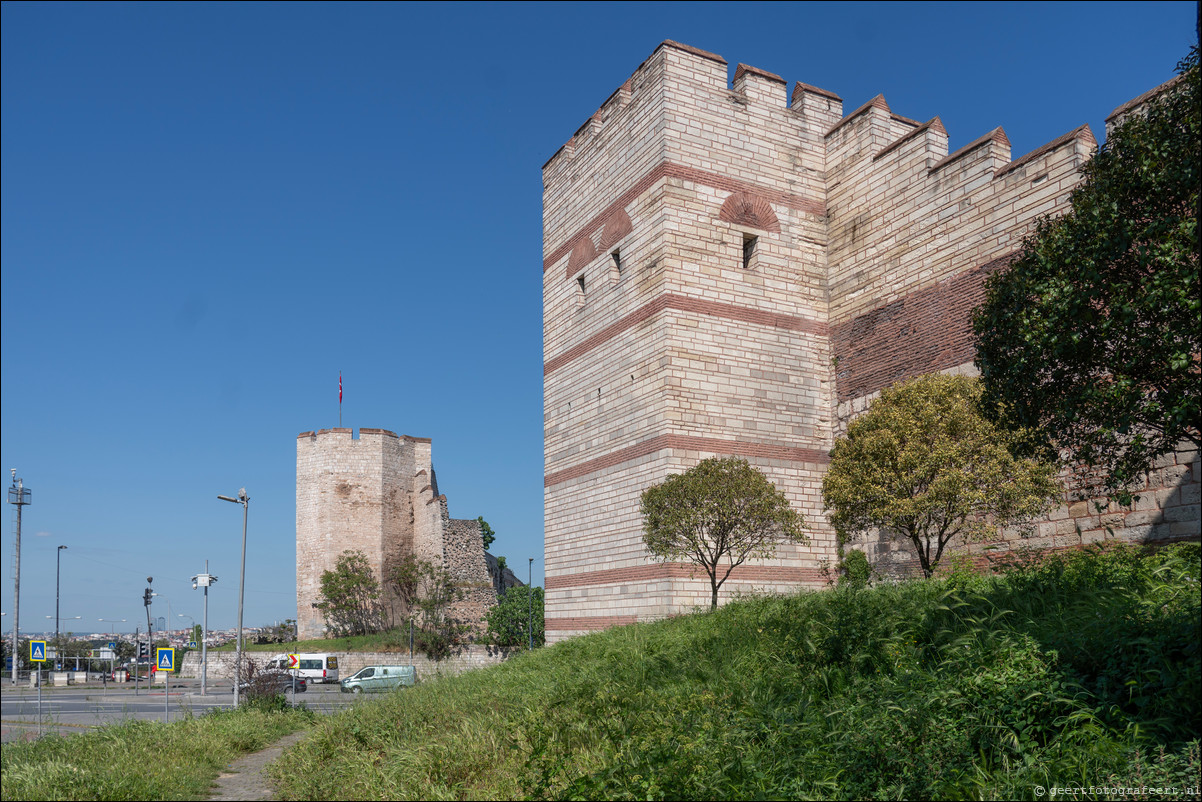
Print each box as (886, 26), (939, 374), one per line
(340, 665), (416, 694)
(235, 671), (307, 695)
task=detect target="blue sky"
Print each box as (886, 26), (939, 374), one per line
(2, 1), (1195, 636)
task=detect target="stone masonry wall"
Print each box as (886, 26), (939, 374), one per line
(297, 429), (500, 640)
(543, 40), (1196, 642)
(544, 42), (840, 642)
(180, 645), (517, 682)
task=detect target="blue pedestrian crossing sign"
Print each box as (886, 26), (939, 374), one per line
(30, 640), (47, 662)
(157, 648), (174, 671)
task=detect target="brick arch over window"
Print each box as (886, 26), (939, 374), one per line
(599, 208), (633, 250)
(718, 192), (780, 233)
(568, 237), (598, 275)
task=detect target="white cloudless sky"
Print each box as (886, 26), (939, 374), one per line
(2, 1), (1195, 635)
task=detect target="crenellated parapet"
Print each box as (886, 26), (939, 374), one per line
(542, 41), (1193, 642)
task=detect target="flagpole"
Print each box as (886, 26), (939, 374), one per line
(339, 371), (342, 428)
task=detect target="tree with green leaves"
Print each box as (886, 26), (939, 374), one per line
(823, 374), (1061, 578)
(640, 456), (806, 611)
(486, 585), (544, 648)
(314, 549), (385, 637)
(478, 516), (496, 551)
(973, 47), (1199, 503)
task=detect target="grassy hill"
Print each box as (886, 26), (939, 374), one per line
(269, 543), (1200, 801)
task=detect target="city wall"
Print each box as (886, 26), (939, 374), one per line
(542, 41), (1197, 641)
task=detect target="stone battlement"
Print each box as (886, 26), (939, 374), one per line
(542, 41), (1196, 643)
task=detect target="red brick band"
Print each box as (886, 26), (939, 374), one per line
(831, 252), (1017, 402)
(545, 615), (639, 632)
(544, 292), (827, 376)
(544, 433), (830, 487)
(545, 561), (828, 589)
(545, 161), (826, 276)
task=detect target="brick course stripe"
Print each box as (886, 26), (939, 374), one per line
(544, 161), (826, 275)
(831, 252), (1017, 402)
(544, 433), (830, 487)
(545, 616), (639, 631)
(545, 562), (829, 589)
(544, 293), (827, 376)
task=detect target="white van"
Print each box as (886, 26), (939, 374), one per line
(266, 653), (339, 684)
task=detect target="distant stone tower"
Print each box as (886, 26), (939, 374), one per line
(541, 41), (1198, 643)
(296, 428), (503, 641)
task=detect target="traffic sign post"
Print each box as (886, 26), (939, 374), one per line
(157, 648), (174, 723)
(30, 640), (46, 736)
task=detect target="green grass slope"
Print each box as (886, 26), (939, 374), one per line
(270, 543), (1200, 801)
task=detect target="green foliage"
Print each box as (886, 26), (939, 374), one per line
(486, 586), (545, 648)
(389, 554), (468, 660)
(388, 552), (422, 619)
(315, 549), (385, 637)
(640, 456), (807, 610)
(478, 516), (496, 551)
(269, 543), (1201, 801)
(974, 47), (1201, 502)
(839, 548), (873, 589)
(0, 706), (311, 801)
(823, 374), (1062, 577)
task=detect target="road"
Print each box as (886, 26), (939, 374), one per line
(0, 679), (358, 742)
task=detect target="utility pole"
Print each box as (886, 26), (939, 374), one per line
(218, 488), (249, 708)
(143, 578), (154, 688)
(8, 471), (31, 685)
(192, 561), (217, 696)
(55, 545), (67, 670)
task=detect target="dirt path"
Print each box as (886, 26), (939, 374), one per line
(208, 729), (310, 801)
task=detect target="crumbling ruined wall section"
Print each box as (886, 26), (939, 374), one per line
(442, 512), (498, 634)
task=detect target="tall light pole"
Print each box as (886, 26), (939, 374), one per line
(528, 558), (534, 651)
(192, 562), (217, 696)
(218, 488), (249, 707)
(8, 471), (31, 685)
(55, 545), (67, 669)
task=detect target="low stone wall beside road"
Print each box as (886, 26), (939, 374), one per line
(179, 644), (517, 683)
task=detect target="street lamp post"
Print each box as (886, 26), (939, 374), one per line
(55, 545), (67, 669)
(192, 562), (217, 696)
(218, 488), (249, 708)
(528, 558), (534, 651)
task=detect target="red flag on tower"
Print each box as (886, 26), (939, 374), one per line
(339, 372), (343, 404)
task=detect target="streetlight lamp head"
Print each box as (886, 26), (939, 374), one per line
(238, 488), (247, 501)
(147, 577), (153, 584)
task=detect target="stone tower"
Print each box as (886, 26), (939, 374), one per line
(541, 41), (1198, 642)
(296, 428), (500, 641)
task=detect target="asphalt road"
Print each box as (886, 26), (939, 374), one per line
(0, 679), (358, 742)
